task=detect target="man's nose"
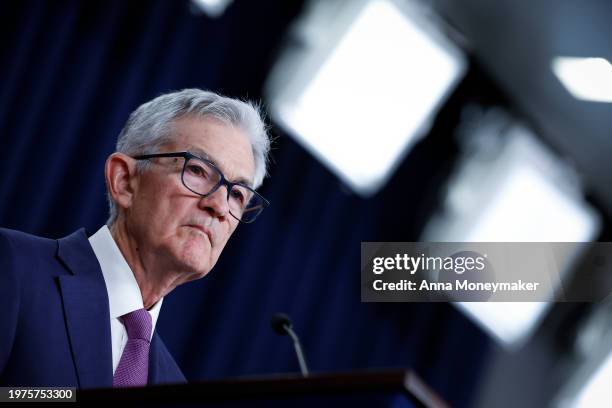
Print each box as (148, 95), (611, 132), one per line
(199, 186), (230, 218)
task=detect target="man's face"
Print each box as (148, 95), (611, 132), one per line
(126, 115), (255, 282)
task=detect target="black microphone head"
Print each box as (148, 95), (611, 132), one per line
(271, 313), (292, 335)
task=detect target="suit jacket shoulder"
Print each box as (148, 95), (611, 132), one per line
(0, 228), (186, 388)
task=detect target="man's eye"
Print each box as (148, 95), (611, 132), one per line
(187, 165), (207, 177)
(231, 189), (246, 204)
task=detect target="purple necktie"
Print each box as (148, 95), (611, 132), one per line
(113, 308), (152, 387)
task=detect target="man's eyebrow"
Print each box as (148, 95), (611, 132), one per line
(188, 147), (215, 164)
(187, 146), (253, 187)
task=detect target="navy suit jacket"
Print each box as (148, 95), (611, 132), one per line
(0, 227), (187, 388)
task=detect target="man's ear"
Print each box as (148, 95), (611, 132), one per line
(105, 153), (139, 211)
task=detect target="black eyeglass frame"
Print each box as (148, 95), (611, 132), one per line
(132, 151), (269, 223)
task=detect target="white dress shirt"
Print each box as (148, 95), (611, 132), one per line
(88, 225), (163, 374)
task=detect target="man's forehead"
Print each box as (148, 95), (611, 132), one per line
(170, 116), (255, 185)
(187, 146), (253, 186)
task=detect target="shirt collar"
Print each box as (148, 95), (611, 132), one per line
(88, 225), (163, 330)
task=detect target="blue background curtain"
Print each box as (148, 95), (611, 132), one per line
(0, 1), (493, 406)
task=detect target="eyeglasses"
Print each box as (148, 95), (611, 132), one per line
(133, 151), (269, 223)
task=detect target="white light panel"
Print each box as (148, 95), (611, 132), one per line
(552, 56), (612, 103)
(573, 351), (612, 408)
(457, 162), (598, 345)
(269, 0), (466, 195)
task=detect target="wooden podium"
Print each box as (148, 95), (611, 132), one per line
(78, 370), (448, 407)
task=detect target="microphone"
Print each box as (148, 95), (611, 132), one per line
(271, 313), (309, 377)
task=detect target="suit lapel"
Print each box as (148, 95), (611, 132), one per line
(148, 332), (187, 385)
(148, 333), (161, 385)
(56, 229), (113, 389)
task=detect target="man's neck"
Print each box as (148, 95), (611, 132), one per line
(108, 221), (181, 309)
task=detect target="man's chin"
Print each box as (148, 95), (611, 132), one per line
(167, 240), (215, 280)
(179, 253), (214, 279)
(176, 265), (211, 285)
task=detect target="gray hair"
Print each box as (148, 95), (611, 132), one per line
(106, 88), (271, 225)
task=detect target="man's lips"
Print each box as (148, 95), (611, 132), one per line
(186, 224), (213, 244)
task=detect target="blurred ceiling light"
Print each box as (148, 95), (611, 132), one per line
(456, 302), (549, 346)
(422, 118), (600, 345)
(572, 351), (612, 408)
(453, 170), (592, 345)
(556, 302), (612, 408)
(190, 0), (233, 18)
(265, 0), (466, 196)
(464, 162), (596, 243)
(552, 56), (612, 103)
(456, 157), (597, 344)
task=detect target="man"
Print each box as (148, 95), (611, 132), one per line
(0, 89), (271, 388)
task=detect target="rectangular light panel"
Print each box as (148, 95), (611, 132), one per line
(457, 162), (599, 344)
(269, 0), (466, 195)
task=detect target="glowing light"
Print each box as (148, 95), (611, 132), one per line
(552, 56), (612, 103)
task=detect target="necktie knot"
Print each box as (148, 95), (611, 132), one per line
(121, 308), (152, 341)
